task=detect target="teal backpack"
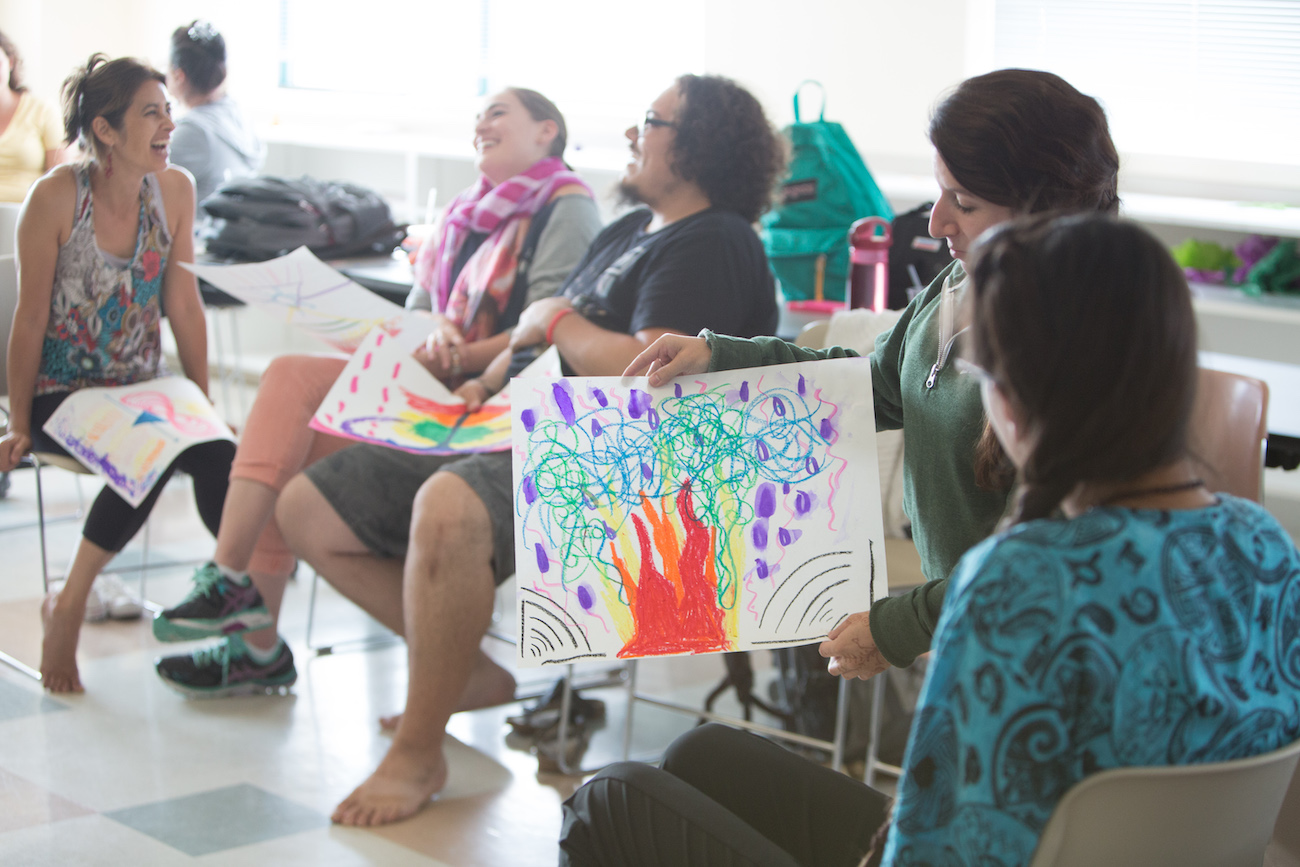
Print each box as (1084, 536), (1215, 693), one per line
(761, 82), (894, 302)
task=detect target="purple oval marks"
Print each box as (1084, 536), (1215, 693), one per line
(694, 431), (704, 447)
(752, 520), (768, 550)
(577, 585), (594, 610)
(604, 521), (617, 540)
(647, 408), (660, 430)
(795, 490), (812, 515)
(783, 482), (791, 494)
(798, 374), (806, 395)
(521, 409), (537, 432)
(820, 418), (835, 441)
(674, 383), (683, 399)
(628, 389), (652, 419)
(522, 475), (538, 505)
(739, 381), (750, 402)
(778, 527), (792, 546)
(534, 542), (549, 573)
(756, 482), (776, 518)
(772, 396), (785, 417)
(806, 456), (819, 474)
(592, 387), (608, 408)
(591, 419), (603, 437)
(755, 558), (769, 579)
(641, 462), (653, 480)
(552, 382), (577, 425)
(755, 440), (770, 461)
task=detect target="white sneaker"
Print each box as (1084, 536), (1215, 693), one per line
(97, 574), (144, 621)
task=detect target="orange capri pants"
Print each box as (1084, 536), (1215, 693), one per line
(233, 353), (353, 576)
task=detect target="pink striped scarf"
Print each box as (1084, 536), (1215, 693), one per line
(415, 156), (592, 330)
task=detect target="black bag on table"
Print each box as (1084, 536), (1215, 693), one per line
(886, 201), (953, 309)
(198, 175), (405, 261)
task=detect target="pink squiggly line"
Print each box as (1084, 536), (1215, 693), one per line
(811, 385), (848, 531)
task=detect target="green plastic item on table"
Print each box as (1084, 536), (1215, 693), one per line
(1171, 238), (1241, 273)
(1240, 239), (1300, 297)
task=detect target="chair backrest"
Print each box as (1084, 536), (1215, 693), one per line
(1028, 737), (1300, 867)
(1188, 367), (1269, 503)
(0, 253), (16, 394)
(0, 202), (19, 256)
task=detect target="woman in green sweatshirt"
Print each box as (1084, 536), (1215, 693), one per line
(623, 69), (1120, 675)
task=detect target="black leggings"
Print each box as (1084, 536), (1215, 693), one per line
(559, 724), (891, 867)
(30, 392), (235, 553)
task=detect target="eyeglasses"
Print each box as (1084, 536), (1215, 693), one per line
(639, 112), (678, 134)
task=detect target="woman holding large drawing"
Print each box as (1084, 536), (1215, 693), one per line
(148, 87), (601, 698)
(624, 69), (1122, 680)
(0, 55), (234, 692)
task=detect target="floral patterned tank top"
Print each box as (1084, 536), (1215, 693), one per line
(36, 165), (172, 395)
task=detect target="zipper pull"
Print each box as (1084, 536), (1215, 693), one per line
(926, 362), (940, 389)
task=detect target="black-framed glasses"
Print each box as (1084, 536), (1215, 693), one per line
(640, 112), (678, 134)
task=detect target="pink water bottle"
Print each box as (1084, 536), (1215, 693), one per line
(848, 217), (891, 311)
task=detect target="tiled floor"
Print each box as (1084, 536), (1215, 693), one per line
(0, 463), (811, 866)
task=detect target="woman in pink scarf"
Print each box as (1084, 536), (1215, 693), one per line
(149, 88), (601, 695)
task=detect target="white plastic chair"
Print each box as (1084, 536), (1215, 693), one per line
(1028, 737), (1300, 867)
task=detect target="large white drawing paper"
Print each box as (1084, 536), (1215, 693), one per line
(511, 358), (887, 666)
(183, 246), (430, 353)
(310, 327), (561, 455)
(42, 377), (235, 508)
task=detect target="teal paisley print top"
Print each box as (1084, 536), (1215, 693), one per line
(36, 164), (172, 395)
(885, 495), (1300, 866)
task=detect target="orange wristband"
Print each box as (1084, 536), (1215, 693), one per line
(546, 307), (576, 344)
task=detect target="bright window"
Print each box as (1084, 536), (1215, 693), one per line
(989, 0), (1300, 168)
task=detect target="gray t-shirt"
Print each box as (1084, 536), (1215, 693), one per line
(170, 97), (266, 204)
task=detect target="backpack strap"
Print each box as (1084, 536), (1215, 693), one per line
(793, 80), (826, 124)
(498, 194), (565, 329)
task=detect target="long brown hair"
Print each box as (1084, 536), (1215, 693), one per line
(967, 213), (1199, 525)
(0, 29), (26, 93)
(931, 69), (1122, 490)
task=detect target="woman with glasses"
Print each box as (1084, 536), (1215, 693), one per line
(624, 68), (1121, 681)
(567, 213), (1300, 867)
(150, 87), (600, 698)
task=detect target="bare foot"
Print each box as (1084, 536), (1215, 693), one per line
(377, 651), (515, 731)
(332, 743), (447, 826)
(40, 592), (84, 693)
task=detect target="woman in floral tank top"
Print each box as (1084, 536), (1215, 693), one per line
(0, 55), (234, 693)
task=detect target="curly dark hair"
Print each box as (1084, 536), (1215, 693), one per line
(672, 74), (785, 223)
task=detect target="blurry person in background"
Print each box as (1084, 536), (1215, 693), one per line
(166, 20), (264, 205)
(0, 28), (69, 204)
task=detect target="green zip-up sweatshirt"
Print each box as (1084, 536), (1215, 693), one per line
(704, 261), (1010, 667)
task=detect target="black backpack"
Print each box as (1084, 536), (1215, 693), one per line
(199, 175), (405, 261)
(886, 201), (952, 309)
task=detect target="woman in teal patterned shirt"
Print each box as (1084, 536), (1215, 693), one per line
(559, 214), (1300, 867)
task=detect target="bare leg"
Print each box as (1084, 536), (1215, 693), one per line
(212, 478), (291, 651)
(328, 472), (511, 826)
(276, 474), (406, 631)
(41, 537), (115, 692)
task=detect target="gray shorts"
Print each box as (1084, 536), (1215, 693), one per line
(303, 445), (516, 586)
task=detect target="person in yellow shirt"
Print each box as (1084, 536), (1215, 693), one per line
(0, 30), (69, 204)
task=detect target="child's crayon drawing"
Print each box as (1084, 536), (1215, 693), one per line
(511, 359), (887, 666)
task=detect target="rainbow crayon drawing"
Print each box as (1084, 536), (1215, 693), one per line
(511, 358), (887, 666)
(42, 377), (235, 507)
(311, 328), (560, 456)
